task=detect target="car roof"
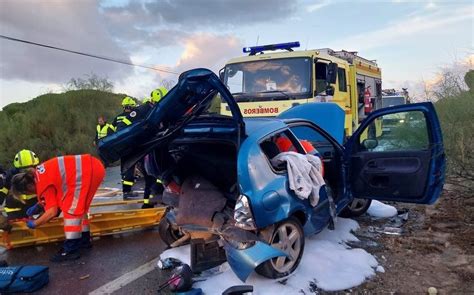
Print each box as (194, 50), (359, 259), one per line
(244, 118), (288, 139)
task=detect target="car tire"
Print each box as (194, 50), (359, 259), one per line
(255, 217), (305, 279)
(339, 198), (372, 218)
(158, 217), (184, 247)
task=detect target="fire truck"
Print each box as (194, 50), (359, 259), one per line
(219, 42), (382, 136)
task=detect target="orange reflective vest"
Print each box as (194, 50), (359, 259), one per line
(35, 154), (93, 216)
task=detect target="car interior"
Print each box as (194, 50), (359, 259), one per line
(259, 127), (344, 203)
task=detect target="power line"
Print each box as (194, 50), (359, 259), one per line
(0, 34), (179, 75)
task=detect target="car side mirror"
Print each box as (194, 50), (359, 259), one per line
(326, 62), (338, 84)
(325, 85), (335, 96)
(362, 139), (378, 150)
(219, 68), (225, 82)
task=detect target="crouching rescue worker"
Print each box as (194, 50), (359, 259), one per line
(11, 154), (105, 262)
(2, 150), (40, 220)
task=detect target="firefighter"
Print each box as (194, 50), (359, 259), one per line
(1, 150), (40, 220)
(112, 96), (137, 130)
(94, 115), (115, 146)
(113, 97), (138, 199)
(10, 154), (105, 262)
(140, 87), (168, 208)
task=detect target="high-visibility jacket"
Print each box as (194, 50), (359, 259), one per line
(113, 111), (134, 131)
(35, 155), (94, 216)
(96, 123), (116, 139)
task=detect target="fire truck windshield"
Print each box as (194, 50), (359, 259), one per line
(223, 57), (312, 102)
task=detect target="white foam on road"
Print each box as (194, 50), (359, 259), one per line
(160, 218), (380, 294)
(367, 200), (397, 218)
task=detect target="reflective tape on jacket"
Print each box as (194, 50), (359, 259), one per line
(156, 179), (162, 184)
(20, 194), (36, 201)
(0, 187), (8, 195)
(116, 116), (132, 126)
(4, 207), (21, 213)
(143, 199), (150, 204)
(35, 154), (93, 216)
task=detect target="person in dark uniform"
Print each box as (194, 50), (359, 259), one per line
(140, 87), (168, 208)
(112, 97), (138, 199)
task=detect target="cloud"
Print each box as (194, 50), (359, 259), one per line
(172, 33), (242, 73)
(143, 0), (297, 29)
(329, 4), (473, 51)
(306, 0), (331, 12)
(0, 0), (131, 83)
(114, 33), (243, 100)
(100, 0), (297, 51)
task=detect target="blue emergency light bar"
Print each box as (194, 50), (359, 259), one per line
(243, 41), (300, 55)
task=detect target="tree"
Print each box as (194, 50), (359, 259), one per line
(64, 73), (114, 92)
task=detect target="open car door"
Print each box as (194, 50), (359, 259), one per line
(98, 68), (244, 171)
(345, 102), (445, 204)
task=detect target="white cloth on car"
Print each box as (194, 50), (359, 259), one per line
(271, 152), (325, 207)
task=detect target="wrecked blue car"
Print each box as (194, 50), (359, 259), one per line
(98, 68), (446, 282)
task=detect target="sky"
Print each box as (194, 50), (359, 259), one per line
(0, 0), (473, 109)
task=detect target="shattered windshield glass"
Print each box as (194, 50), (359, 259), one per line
(223, 57), (312, 101)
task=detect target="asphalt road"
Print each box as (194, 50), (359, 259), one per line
(0, 167), (172, 294)
(1, 228), (169, 294)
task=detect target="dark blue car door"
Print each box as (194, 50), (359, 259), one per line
(344, 102), (445, 204)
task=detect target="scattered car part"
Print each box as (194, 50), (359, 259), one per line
(157, 263), (194, 293)
(222, 285), (254, 295)
(339, 198), (372, 218)
(190, 238), (227, 273)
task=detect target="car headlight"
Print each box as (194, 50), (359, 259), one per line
(234, 194), (257, 231)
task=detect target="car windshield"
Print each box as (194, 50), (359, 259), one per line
(223, 57), (312, 102)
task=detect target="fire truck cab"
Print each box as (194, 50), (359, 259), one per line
(220, 42), (382, 136)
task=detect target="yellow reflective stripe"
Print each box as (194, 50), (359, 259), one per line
(122, 180), (134, 186)
(156, 179), (162, 184)
(107, 123), (117, 132)
(4, 207), (21, 213)
(143, 199), (150, 204)
(20, 194), (36, 200)
(0, 187), (8, 195)
(117, 116), (132, 126)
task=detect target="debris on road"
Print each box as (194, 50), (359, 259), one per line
(367, 200), (398, 218)
(160, 218), (382, 292)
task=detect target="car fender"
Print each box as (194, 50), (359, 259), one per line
(224, 241), (288, 282)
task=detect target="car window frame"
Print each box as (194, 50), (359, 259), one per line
(258, 128), (305, 175)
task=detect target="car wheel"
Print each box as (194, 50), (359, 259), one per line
(158, 217), (184, 247)
(256, 217), (305, 279)
(339, 198), (372, 217)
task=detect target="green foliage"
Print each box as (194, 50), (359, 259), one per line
(435, 84), (474, 181)
(0, 90), (124, 168)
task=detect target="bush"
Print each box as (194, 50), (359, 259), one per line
(435, 71), (474, 182)
(0, 90), (124, 168)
